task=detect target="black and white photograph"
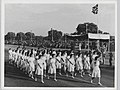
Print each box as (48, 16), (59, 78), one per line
(1, 0), (117, 89)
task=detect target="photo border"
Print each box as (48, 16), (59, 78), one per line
(1, 0), (117, 90)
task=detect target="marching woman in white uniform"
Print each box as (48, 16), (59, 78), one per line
(41, 51), (47, 77)
(66, 51), (71, 77)
(11, 49), (15, 65)
(18, 50), (23, 69)
(56, 51), (62, 75)
(61, 51), (67, 75)
(48, 51), (57, 81)
(8, 48), (12, 64)
(91, 51), (98, 73)
(68, 53), (75, 78)
(90, 56), (102, 85)
(75, 53), (84, 77)
(14, 49), (18, 66)
(26, 51), (31, 74)
(84, 54), (91, 76)
(28, 52), (35, 79)
(17, 50), (21, 68)
(21, 50), (26, 71)
(35, 55), (44, 83)
(24, 52), (29, 74)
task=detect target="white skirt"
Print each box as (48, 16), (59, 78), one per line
(92, 67), (101, 77)
(48, 65), (56, 74)
(56, 62), (61, 69)
(35, 66), (43, 75)
(68, 64), (74, 72)
(43, 62), (46, 70)
(29, 63), (35, 72)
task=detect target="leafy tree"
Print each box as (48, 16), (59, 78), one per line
(25, 32), (35, 41)
(48, 28), (62, 42)
(76, 22), (98, 35)
(5, 32), (15, 43)
(24, 32), (35, 46)
(16, 32), (26, 41)
(35, 36), (43, 46)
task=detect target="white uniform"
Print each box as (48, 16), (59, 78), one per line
(92, 60), (101, 77)
(46, 54), (50, 66)
(84, 56), (90, 70)
(91, 54), (98, 69)
(48, 58), (56, 74)
(8, 49), (12, 60)
(20, 54), (25, 69)
(22, 55), (27, 70)
(12, 51), (15, 62)
(14, 52), (18, 64)
(56, 56), (61, 69)
(19, 53), (23, 68)
(61, 55), (67, 70)
(76, 56), (83, 71)
(24, 56), (29, 72)
(35, 59), (44, 75)
(66, 56), (70, 69)
(33, 50), (37, 57)
(28, 57), (35, 72)
(68, 57), (75, 72)
(17, 53), (21, 67)
(26, 56), (30, 72)
(41, 56), (47, 70)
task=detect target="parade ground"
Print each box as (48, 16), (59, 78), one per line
(4, 45), (115, 87)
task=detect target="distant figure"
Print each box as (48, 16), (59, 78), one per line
(109, 52), (113, 66)
(101, 44), (107, 65)
(90, 56), (102, 86)
(79, 43), (81, 51)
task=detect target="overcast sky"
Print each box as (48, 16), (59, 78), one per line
(5, 4), (115, 36)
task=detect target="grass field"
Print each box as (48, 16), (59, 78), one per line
(4, 44), (115, 87)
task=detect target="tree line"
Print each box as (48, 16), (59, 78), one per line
(5, 22), (110, 48)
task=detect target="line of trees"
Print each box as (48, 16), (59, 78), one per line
(5, 22), (110, 48)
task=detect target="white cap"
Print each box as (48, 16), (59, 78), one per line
(52, 51), (56, 55)
(70, 52), (74, 55)
(36, 56), (39, 59)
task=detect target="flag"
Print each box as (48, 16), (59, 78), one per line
(92, 4), (98, 14)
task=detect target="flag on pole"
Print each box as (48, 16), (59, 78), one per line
(92, 4), (98, 14)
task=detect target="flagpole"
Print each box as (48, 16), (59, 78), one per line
(86, 23), (89, 52)
(51, 28), (53, 42)
(31, 30), (32, 43)
(97, 11), (100, 50)
(65, 33), (66, 49)
(92, 4), (99, 50)
(96, 4), (99, 50)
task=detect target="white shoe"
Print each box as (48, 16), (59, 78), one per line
(35, 78), (37, 81)
(31, 76), (34, 79)
(72, 76), (74, 78)
(81, 75), (83, 77)
(47, 77), (50, 79)
(90, 80), (93, 83)
(44, 75), (46, 77)
(88, 74), (91, 76)
(75, 73), (77, 76)
(98, 82), (102, 86)
(41, 81), (44, 83)
(54, 79), (57, 81)
(59, 73), (62, 75)
(66, 74), (68, 77)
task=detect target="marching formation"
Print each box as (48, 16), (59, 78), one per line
(8, 47), (103, 85)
